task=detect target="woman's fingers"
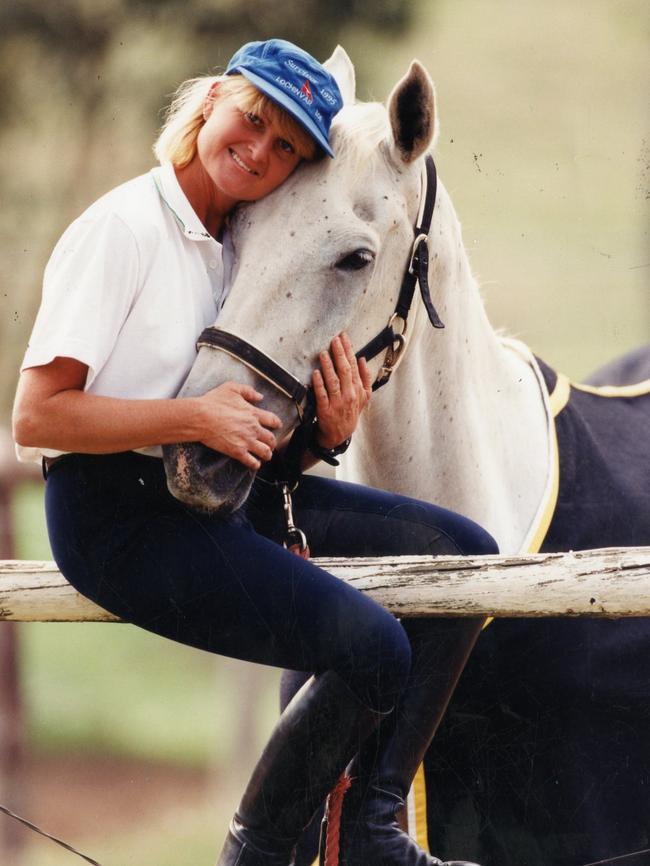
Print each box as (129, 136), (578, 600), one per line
(234, 384), (282, 429)
(233, 424), (276, 471)
(359, 357), (373, 398)
(235, 384), (263, 402)
(248, 436), (274, 461)
(312, 368), (329, 408)
(321, 334), (360, 399)
(319, 347), (341, 395)
(239, 452), (263, 471)
(339, 333), (361, 386)
(242, 414), (279, 465)
(260, 424), (278, 446)
(254, 407), (283, 431)
(330, 335), (353, 387)
(316, 334), (371, 405)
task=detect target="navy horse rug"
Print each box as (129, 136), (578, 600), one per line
(424, 345), (650, 866)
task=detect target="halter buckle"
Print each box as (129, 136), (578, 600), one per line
(388, 312), (408, 339)
(408, 233), (429, 275)
(374, 314), (408, 388)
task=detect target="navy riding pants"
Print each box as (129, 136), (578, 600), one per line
(44, 452), (497, 712)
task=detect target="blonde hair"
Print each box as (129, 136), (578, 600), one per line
(153, 74), (319, 167)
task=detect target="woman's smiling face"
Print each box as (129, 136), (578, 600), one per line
(196, 88), (303, 204)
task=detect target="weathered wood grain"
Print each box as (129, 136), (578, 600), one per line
(1, 547), (649, 621)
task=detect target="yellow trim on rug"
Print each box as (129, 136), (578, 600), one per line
(573, 378), (650, 398)
(526, 370), (566, 554)
(500, 339), (559, 556)
(549, 372), (571, 416)
(525, 418), (560, 555)
(412, 763), (429, 852)
(406, 753), (433, 853)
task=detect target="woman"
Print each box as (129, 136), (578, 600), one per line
(12, 39), (495, 866)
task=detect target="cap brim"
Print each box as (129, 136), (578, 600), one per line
(228, 66), (335, 158)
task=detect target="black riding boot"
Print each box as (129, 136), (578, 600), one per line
(216, 670), (388, 866)
(322, 618), (485, 866)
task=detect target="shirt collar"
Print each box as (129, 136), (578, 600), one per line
(151, 162), (215, 242)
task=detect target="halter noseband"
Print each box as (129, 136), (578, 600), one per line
(195, 153), (441, 419)
(196, 327), (310, 423)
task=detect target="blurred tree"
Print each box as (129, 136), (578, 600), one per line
(0, 0), (417, 416)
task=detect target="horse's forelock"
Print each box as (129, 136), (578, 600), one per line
(330, 102), (390, 170)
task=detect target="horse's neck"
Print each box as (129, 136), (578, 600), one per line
(341, 229), (550, 554)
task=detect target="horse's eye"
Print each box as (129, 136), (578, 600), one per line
(336, 249), (375, 271)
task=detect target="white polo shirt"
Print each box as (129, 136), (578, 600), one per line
(18, 163), (230, 462)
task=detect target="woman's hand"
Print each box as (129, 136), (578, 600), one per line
(311, 333), (372, 449)
(196, 382), (282, 470)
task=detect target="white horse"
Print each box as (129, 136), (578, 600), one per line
(164, 49), (650, 866)
(164, 49), (551, 556)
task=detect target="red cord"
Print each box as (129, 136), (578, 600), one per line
(322, 773), (352, 866)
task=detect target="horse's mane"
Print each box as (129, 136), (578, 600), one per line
(330, 102), (390, 170)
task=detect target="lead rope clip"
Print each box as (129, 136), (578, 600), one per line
(281, 483), (308, 553)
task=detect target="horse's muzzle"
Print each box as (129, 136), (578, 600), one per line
(162, 442), (255, 514)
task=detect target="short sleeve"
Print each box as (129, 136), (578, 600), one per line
(22, 209), (141, 388)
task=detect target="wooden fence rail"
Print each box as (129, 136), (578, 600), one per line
(2, 546), (650, 621)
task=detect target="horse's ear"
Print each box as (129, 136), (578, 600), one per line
(323, 45), (356, 106)
(386, 60), (438, 164)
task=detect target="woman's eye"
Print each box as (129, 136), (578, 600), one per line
(336, 249), (375, 271)
(277, 139), (295, 155)
(245, 112), (262, 126)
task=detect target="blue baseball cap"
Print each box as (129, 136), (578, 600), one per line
(225, 39), (343, 158)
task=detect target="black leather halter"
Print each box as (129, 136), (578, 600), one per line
(195, 154), (442, 423)
(196, 327), (310, 421)
(355, 153), (443, 387)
